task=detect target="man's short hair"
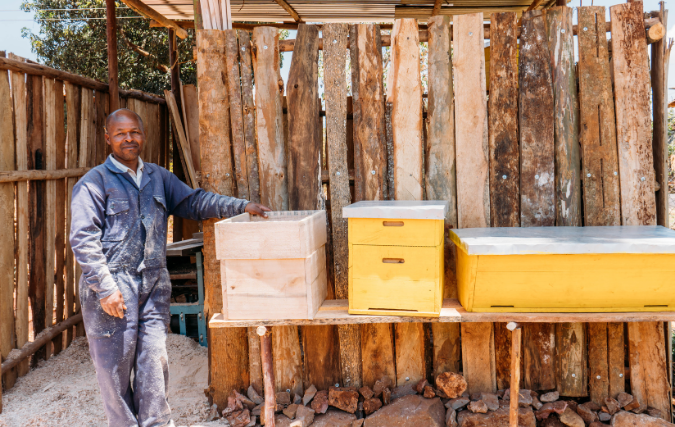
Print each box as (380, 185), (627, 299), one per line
(105, 108), (145, 133)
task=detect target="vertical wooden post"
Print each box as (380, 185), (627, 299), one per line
(237, 30), (260, 203)
(52, 80), (66, 355)
(508, 323), (521, 427)
(651, 4), (669, 227)
(0, 64), (17, 391)
(258, 326), (276, 427)
(106, 0), (119, 112)
(44, 78), (57, 361)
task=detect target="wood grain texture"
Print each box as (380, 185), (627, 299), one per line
(391, 19), (423, 201)
(27, 74), (47, 364)
(325, 23), (362, 389)
(509, 326), (522, 427)
(196, 29), (247, 408)
(556, 322), (587, 397)
(577, 6), (621, 227)
(651, 8), (668, 227)
(0, 66), (16, 388)
(237, 30), (260, 203)
(494, 323), (512, 390)
(546, 6), (581, 227)
(361, 323), (396, 388)
(351, 24), (387, 201)
(44, 78), (56, 343)
(627, 321), (671, 419)
(454, 13), (489, 228)
(224, 29), (249, 200)
(165, 91), (197, 189)
(522, 323), (555, 390)
(287, 24), (320, 211)
(395, 322), (426, 387)
(610, 1), (657, 226)
(64, 82), (80, 349)
(607, 322), (625, 398)
(488, 12), (519, 228)
(247, 327), (263, 394)
(461, 322), (496, 394)
(519, 10), (555, 227)
(253, 27), (288, 210)
(51, 78), (66, 355)
(273, 325), (303, 395)
(182, 85), (201, 172)
(588, 322), (609, 405)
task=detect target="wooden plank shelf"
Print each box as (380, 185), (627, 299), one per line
(210, 298), (675, 328)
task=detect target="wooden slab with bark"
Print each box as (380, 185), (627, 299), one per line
(65, 82), (80, 348)
(237, 30), (260, 203)
(577, 6), (621, 227)
(196, 29), (248, 408)
(556, 322), (587, 397)
(610, 1), (656, 226)
(494, 323), (512, 390)
(461, 322), (496, 394)
(519, 10), (554, 227)
(651, 7), (669, 226)
(522, 323), (555, 390)
(488, 12), (519, 228)
(607, 322), (625, 398)
(454, 12), (489, 228)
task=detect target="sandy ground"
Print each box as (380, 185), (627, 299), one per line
(0, 334), (228, 427)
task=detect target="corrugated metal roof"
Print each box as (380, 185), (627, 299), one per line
(140, 0), (536, 23)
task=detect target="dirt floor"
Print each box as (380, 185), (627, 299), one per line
(0, 333), (227, 427)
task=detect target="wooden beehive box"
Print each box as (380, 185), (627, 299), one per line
(451, 226), (675, 312)
(215, 210), (327, 320)
(343, 201), (448, 317)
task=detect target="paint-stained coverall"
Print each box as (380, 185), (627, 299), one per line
(70, 155), (248, 427)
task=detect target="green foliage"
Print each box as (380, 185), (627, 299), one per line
(21, 0), (196, 95)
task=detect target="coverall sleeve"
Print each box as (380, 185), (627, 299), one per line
(164, 169), (250, 220)
(69, 180), (119, 299)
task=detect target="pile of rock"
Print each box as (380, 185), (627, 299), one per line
(217, 375), (675, 427)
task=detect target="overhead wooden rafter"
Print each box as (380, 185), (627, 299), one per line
(275, 0), (303, 22)
(120, 0), (189, 38)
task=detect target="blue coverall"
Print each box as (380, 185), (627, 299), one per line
(70, 155), (249, 427)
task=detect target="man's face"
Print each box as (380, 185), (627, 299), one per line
(105, 113), (145, 162)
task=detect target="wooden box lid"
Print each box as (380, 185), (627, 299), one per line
(342, 200), (449, 220)
(450, 225), (675, 255)
(215, 210), (327, 260)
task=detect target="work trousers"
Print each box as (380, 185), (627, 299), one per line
(81, 267), (172, 427)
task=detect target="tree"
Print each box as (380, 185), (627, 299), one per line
(21, 0), (197, 95)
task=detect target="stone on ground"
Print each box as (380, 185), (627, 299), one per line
(363, 398), (383, 415)
(436, 372), (468, 399)
(446, 397), (470, 410)
(359, 386), (374, 400)
(311, 409), (357, 427)
(479, 393), (499, 411)
(559, 407), (584, 427)
(540, 391), (559, 403)
(576, 402), (599, 424)
(611, 411), (675, 426)
(363, 394), (445, 427)
(605, 397), (621, 415)
(468, 400), (488, 414)
(247, 385), (264, 405)
(311, 390), (330, 414)
(303, 385), (317, 406)
(283, 403), (299, 419)
(446, 407), (458, 427)
(457, 406), (536, 427)
(617, 392), (633, 408)
(535, 401), (568, 420)
(373, 376), (393, 397)
(329, 386), (360, 413)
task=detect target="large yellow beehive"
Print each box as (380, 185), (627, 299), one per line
(450, 226), (675, 312)
(344, 201), (448, 317)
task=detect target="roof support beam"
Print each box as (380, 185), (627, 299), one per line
(274, 0), (303, 23)
(120, 0), (189, 38)
(432, 0), (443, 16)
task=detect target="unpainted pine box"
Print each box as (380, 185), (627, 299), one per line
(343, 201), (448, 317)
(215, 210), (327, 320)
(451, 226), (675, 312)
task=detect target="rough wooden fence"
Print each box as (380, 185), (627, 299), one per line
(199, 3), (672, 421)
(0, 54), (170, 408)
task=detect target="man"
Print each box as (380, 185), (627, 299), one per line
(70, 108), (270, 427)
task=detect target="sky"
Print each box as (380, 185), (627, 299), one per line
(1, 0), (674, 99)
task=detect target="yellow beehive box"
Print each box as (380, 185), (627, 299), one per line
(343, 201), (448, 317)
(215, 210), (327, 320)
(450, 226), (675, 312)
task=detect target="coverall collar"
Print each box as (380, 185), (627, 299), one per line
(104, 155), (153, 191)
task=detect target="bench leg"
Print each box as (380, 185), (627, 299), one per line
(508, 322), (522, 427)
(258, 326), (276, 427)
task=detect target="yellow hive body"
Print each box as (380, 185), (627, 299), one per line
(451, 226), (675, 312)
(344, 201), (448, 317)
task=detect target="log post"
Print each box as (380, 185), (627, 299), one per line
(651, 4), (669, 227)
(258, 326), (276, 427)
(106, 0), (120, 112)
(507, 322), (521, 427)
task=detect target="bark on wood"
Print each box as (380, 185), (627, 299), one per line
(488, 12), (519, 228)
(237, 30), (260, 203)
(252, 27), (288, 210)
(556, 322), (587, 397)
(588, 322), (609, 405)
(182, 85), (201, 172)
(645, 17), (666, 43)
(325, 23), (362, 389)
(360, 323), (396, 388)
(627, 322), (671, 419)
(546, 6), (581, 227)
(578, 6), (621, 227)
(426, 15), (460, 379)
(0, 65), (17, 389)
(610, 1), (657, 226)
(461, 322), (496, 394)
(260, 329), (276, 427)
(224, 29), (249, 200)
(27, 74), (47, 365)
(394, 322), (426, 387)
(391, 19), (423, 201)
(0, 167), (91, 183)
(273, 325), (303, 395)
(522, 323), (555, 390)
(248, 327), (263, 395)
(165, 90), (197, 189)
(52, 79), (66, 355)
(607, 322), (625, 398)
(519, 10), (555, 227)
(351, 24), (387, 201)
(95, 92), (109, 165)
(64, 82), (80, 349)
(509, 327), (522, 427)
(454, 13), (489, 228)
(651, 9), (669, 226)
(44, 79), (56, 346)
(494, 323), (512, 390)
(196, 29), (248, 409)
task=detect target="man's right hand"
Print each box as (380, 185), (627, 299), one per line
(100, 290), (127, 318)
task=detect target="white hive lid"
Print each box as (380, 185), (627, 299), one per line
(449, 226), (675, 255)
(342, 200), (449, 220)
